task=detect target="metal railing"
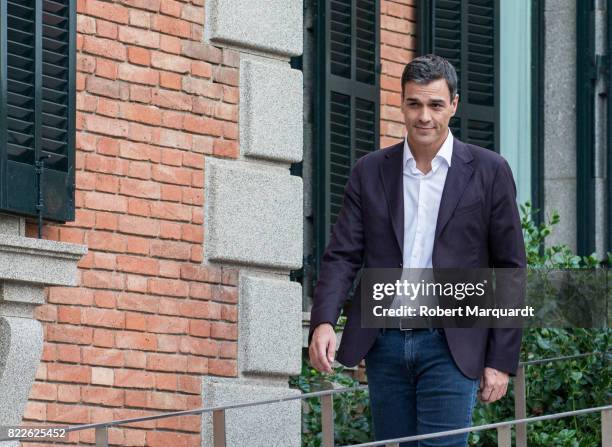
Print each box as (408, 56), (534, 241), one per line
(2, 350), (609, 446)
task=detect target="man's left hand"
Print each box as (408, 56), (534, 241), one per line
(478, 367), (509, 403)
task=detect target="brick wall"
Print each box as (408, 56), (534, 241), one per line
(380, 0), (417, 148)
(22, 1), (239, 445)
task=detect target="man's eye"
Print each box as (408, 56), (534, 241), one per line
(431, 104), (442, 108)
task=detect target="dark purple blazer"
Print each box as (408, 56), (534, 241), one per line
(309, 138), (527, 380)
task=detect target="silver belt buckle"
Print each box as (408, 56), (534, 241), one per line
(399, 318), (413, 331)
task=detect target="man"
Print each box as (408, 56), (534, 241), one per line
(308, 55), (526, 446)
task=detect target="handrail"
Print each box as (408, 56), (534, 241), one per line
(61, 385), (369, 433)
(342, 405), (612, 447)
(1, 350), (608, 446)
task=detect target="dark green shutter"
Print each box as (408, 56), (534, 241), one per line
(1, 0), (75, 222)
(314, 0), (380, 277)
(419, 0), (499, 151)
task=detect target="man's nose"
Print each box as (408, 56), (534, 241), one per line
(419, 108), (432, 124)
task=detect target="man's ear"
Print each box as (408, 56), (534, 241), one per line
(451, 94), (459, 115)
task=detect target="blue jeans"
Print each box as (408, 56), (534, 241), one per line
(365, 328), (479, 447)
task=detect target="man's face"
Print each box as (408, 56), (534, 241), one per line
(400, 79), (458, 149)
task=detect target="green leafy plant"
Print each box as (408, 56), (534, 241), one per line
(293, 202), (611, 446)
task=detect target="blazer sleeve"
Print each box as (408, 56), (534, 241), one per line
(308, 156), (366, 346)
(485, 159), (527, 376)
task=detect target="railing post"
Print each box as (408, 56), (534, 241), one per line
(497, 425), (512, 447)
(95, 426), (109, 447)
(213, 409), (226, 447)
(514, 364), (527, 447)
(602, 408), (612, 446)
(321, 393), (334, 447)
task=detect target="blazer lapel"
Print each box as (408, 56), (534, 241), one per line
(434, 138), (475, 241)
(379, 142), (404, 254)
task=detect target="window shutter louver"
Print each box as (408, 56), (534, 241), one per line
(1, 0), (75, 222)
(315, 0), (380, 276)
(422, 0), (499, 151)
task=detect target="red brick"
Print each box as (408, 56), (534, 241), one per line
(121, 102), (162, 126)
(97, 137), (120, 156)
(95, 212), (119, 231)
(118, 26), (160, 48)
(181, 41), (222, 64)
(126, 236), (151, 255)
(129, 161), (152, 179)
(115, 369), (155, 388)
(188, 320), (210, 337)
(48, 364), (91, 384)
(86, 153), (129, 175)
(150, 240), (191, 260)
(118, 64), (159, 86)
(151, 15), (191, 38)
(116, 256), (159, 277)
(146, 353), (187, 372)
(82, 347), (125, 367)
(182, 3), (204, 24)
(125, 275), (150, 295)
(130, 84), (152, 103)
(125, 312), (147, 331)
(125, 350), (147, 369)
(145, 315), (188, 334)
(160, 34), (181, 54)
(82, 308), (126, 329)
(212, 139), (237, 158)
(182, 77), (222, 99)
(219, 341), (238, 359)
(24, 401), (47, 421)
(91, 367), (114, 386)
(179, 337), (217, 356)
(96, 19), (118, 39)
(160, 71), (182, 90)
(208, 359), (237, 377)
(151, 164), (191, 186)
(119, 141), (160, 162)
(147, 432), (197, 447)
(160, 148), (183, 166)
(116, 292), (158, 313)
(77, 15), (96, 34)
(222, 85), (238, 104)
(86, 0), (129, 24)
(30, 382), (58, 401)
(161, 184), (182, 202)
(83, 36), (127, 61)
(190, 60), (212, 78)
(151, 52), (190, 73)
(47, 404), (89, 424)
(128, 46), (151, 66)
(186, 356), (208, 374)
(151, 88), (192, 111)
(48, 287), (94, 305)
(95, 173), (119, 193)
(212, 66), (238, 86)
(121, 0), (160, 12)
(94, 290), (117, 308)
(158, 260), (180, 278)
(211, 322), (237, 340)
(58, 306), (82, 324)
(93, 328), (115, 348)
(178, 376), (201, 394)
(148, 278), (188, 297)
(129, 8), (151, 28)
(81, 270), (125, 290)
(47, 324), (93, 344)
(116, 330), (158, 351)
(154, 373), (177, 391)
(83, 386), (124, 406)
(191, 96), (214, 115)
(156, 334), (179, 352)
(86, 114), (129, 138)
(160, 0), (181, 16)
(118, 215), (160, 237)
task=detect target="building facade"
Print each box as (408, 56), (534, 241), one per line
(0, 1), (607, 446)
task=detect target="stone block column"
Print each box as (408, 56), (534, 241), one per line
(202, 1), (304, 446)
(0, 215), (86, 440)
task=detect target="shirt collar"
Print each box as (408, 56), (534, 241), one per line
(403, 129), (454, 172)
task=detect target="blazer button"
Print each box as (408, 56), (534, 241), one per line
(399, 263), (403, 267)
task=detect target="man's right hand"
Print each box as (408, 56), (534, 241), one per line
(308, 323), (336, 373)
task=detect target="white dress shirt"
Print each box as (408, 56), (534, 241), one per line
(402, 130), (454, 268)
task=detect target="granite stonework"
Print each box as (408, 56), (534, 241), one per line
(0, 215), (85, 433)
(204, 158), (303, 269)
(204, 0), (302, 57)
(239, 276), (301, 375)
(201, 377), (301, 447)
(543, 0), (577, 251)
(240, 56), (303, 163)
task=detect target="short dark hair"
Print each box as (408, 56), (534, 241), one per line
(400, 54), (458, 101)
